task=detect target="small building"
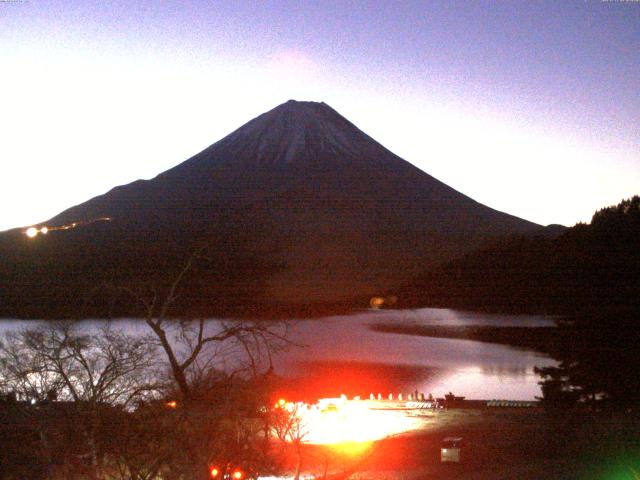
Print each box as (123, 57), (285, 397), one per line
(444, 392), (466, 408)
(441, 437), (463, 463)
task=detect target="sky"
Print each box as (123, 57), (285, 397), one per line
(1, 0), (638, 231)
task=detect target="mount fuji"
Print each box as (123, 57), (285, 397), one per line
(0, 100), (547, 318)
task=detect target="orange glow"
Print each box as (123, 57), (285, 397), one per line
(22, 217), (112, 239)
(166, 400), (177, 408)
(330, 440), (373, 456)
(210, 467), (219, 478)
(232, 470), (243, 479)
(369, 297), (385, 308)
(281, 398), (421, 447)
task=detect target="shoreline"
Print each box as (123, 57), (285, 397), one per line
(369, 324), (561, 354)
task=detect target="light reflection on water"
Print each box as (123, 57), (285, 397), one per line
(0, 308), (556, 400)
(278, 308), (555, 400)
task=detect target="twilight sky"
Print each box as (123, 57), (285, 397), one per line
(1, 0), (638, 231)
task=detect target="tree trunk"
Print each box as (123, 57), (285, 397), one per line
(87, 406), (102, 480)
(294, 442), (302, 480)
(145, 319), (191, 398)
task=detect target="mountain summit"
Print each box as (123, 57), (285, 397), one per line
(205, 100), (371, 166)
(1, 100), (545, 318)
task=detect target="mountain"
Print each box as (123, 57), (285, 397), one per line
(396, 196), (639, 315)
(0, 100), (548, 318)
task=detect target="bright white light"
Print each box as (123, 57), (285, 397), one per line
(25, 227), (38, 238)
(293, 399), (422, 445)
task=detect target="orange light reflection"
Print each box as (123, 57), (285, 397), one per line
(288, 398), (422, 446)
(23, 217), (112, 238)
(329, 440), (374, 456)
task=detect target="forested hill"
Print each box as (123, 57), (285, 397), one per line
(397, 196), (640, 315)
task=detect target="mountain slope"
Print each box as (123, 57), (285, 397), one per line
(0, 100), (546, 318)
(397, 196), (639, 314)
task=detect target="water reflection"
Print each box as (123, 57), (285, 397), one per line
(279, 360), (445, 400)
(274, 308), (556, 400)
(354, 307), (555, 327)
(0, 308), (556, 400)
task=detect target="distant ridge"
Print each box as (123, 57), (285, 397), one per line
(396, 195), (639, 315)
(0, 100), (548, 318)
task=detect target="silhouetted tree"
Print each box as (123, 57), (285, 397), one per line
(111, 246), (294, 479)
(536, 310), (640, 411)
(272, 401), (311, 480)
(0, 322), (160, 479)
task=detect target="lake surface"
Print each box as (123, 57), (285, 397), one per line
(0, 308), (556, 401)
(274, 308), (556, 401)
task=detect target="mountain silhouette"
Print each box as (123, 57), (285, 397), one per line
(0, 100), (547, 318)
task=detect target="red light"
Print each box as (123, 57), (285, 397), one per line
(232, 470), (243, 479)
(210, 467), (219, 477)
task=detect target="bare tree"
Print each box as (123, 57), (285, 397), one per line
(108, 400), (178, 480)
(0, 322), (160, 480)
(119, 246), (293, 399)
(110, 247), (295, 479)
(272, 402), (311, 480)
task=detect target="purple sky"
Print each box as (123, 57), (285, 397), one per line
(1, 0), (638, 230)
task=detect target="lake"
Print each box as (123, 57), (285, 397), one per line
(0, 308), (556, 401)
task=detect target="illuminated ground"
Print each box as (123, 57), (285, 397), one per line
(281, 398), (431, 446)
(272, 406), (639, 480)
